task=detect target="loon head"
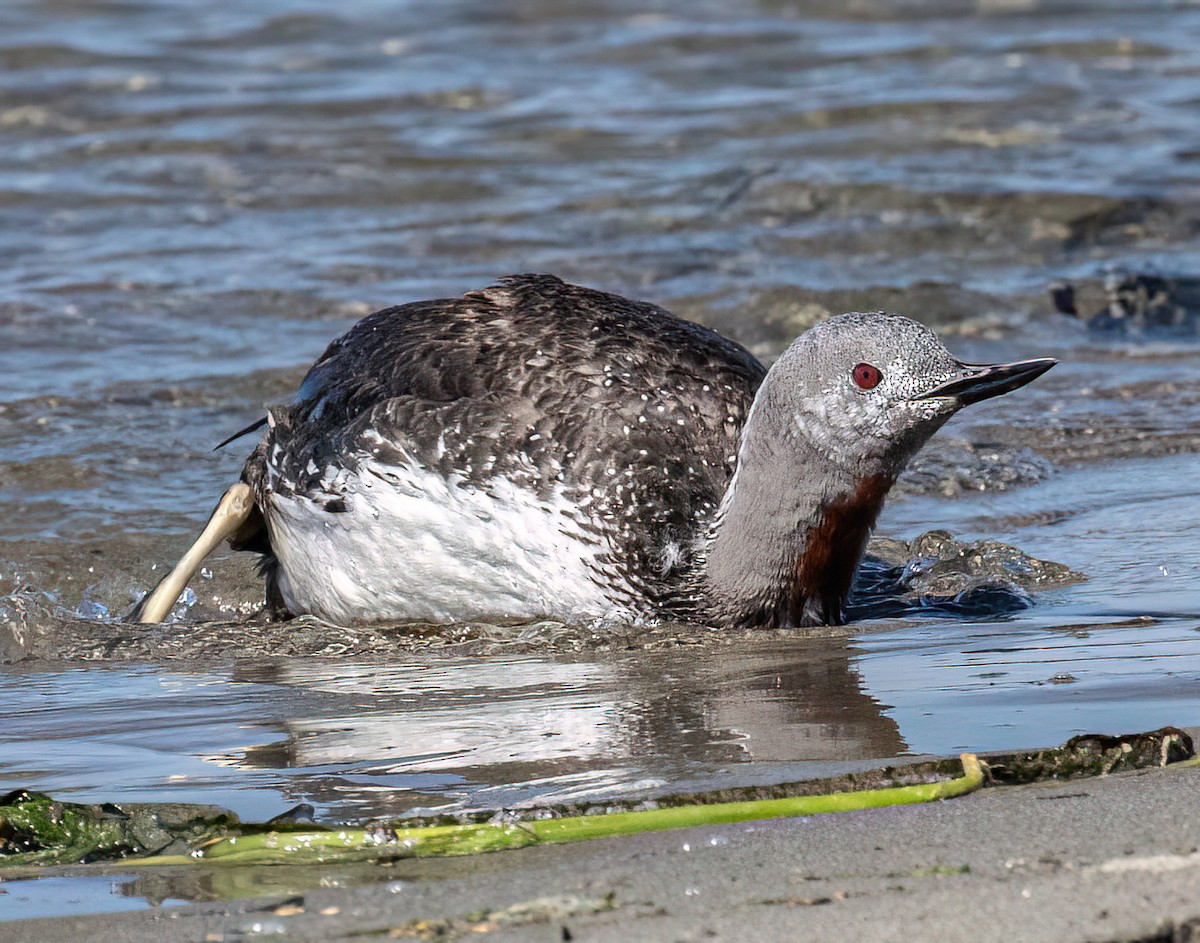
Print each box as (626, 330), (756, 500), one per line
(706, 311), (1056, 628)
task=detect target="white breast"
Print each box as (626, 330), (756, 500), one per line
(263, 458), (638, 625)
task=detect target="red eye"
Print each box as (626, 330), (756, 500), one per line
(852, 363), (882, 390)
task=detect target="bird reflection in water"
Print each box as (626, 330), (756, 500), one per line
(227, 634), (903, 819)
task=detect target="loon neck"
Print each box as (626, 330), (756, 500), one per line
(703, 420), (894, 628)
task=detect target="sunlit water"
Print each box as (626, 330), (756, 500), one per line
(4, 0), (1200, 922)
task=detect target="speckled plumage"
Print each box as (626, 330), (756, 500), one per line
(238, 274), (765, 622)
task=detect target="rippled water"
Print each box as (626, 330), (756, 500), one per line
(4, 0), (1200, 921)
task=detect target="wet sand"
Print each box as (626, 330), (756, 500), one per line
(8, 739), (1200, 943)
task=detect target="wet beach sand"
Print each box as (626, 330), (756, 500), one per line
(4, 0), (1200, 936)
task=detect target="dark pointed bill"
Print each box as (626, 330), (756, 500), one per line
(912, 358), (1057, 406)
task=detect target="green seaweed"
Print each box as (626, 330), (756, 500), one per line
(180, 753), (985, 866)
(0, 755), (983, 870)
(982, 728), (1193, 784)
(0, 791), (132, 866)
(0, 789), (240, 867)
(0, 726), (1192, 874)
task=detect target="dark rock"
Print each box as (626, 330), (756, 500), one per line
(1051, 271), (1200, 335)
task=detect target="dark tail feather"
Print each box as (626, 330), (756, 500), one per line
(214, 416), (268, 452)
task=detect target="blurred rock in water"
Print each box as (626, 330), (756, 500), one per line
(1052, 271), (1200, 335)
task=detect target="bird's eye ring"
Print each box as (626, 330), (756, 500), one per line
(852, 363), (882, 390)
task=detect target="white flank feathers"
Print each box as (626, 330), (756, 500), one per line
(264, 458), (634, 625)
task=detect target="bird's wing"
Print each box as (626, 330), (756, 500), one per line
(241, 275), (766, 601)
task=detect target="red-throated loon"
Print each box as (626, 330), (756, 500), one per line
(133, 274), (1055, 628)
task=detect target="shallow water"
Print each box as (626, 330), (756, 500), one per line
(4, 0), (1200, 922)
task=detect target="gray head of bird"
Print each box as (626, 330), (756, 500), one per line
(748, 311), (1056, 477)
